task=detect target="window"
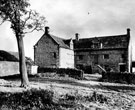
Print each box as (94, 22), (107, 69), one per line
(53, 52), (57, 58)
(103, 54), (109, 59)
(121, 54), (126, 62)
(121, 54), (125, 59)
(92, 42), (99, 48)
(78, 55), (83, 60)
(94, 55), (98, 64)
(119, 63), (126, 72)
(76, 64), (83, 69)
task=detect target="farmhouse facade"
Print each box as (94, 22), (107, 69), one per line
(74, 29), (132, 73)
(34, 27), (131, 73)
(34, 27), (74, 68)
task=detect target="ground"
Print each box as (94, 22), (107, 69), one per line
(0, 73), (135, 110)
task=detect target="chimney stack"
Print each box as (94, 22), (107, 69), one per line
(45, 26), (50, 35)
(75, 33), (79, 41)
(127, 28), (130, 36)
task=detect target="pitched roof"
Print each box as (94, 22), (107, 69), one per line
(34, 33), (71, 49)
(51, 35), (70, 49)
(0, 50), (19, 62)
(0, 50), (34, 64)
(74, 34), (130, 50)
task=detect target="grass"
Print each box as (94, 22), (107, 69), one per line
(0, 74), (135, 109)
(0, 89), (63, 110)
(0, 88), (111, 110)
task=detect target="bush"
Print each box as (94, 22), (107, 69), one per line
(38, 67), (84, 79)
(85, 91), (108, 103)
(0, 89), (62, 110)
(38, 67), (57, 73)
(101, 72), (135, 84)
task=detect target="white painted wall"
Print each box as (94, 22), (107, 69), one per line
(128, 36), (132, 73)
(31, 66), (38, 74)
(132, 68), (135, 73)
(59, 48), (74, 68)
(0, 61), (19, 76)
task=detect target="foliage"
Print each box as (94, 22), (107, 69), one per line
(101, 72), (135, 84)
(0, 89), (132, 110)
(0, 0), (46, 86)
(0, 0), (46, 34)
(0, 89), (61, 110)
(58, 92), (109, 109)
(85, 91), (109, 103)
(38, 67), (84, 79)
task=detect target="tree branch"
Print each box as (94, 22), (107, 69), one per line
(0, 19), (11, 25)
(0, 20), (5, 25)
(22, 10), (32, 27)
(23, 21), (44, 34)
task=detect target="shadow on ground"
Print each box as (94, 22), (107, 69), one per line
(1, 74), (135, 92)
(101, 84), (135, 92)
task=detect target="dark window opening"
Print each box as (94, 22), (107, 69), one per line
(78, 55), (83, 60)
(93, 55), (98, 64)
(132, 62), (135, 67)
(121, 54), (126, 59)
(120, 64), (126, 72)
(103, 54), (109, 59)
(76, 64), (83, 70)
(121, 54), (126, 62)
(53, 52), (57, 58)
(92, 42), (99, 48)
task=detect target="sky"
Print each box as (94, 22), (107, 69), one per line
(0, 0), (135, 60)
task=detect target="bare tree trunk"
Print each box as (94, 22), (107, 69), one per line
(16, 34), (29, 87)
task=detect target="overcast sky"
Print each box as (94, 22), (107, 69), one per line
(0, 0), (134, 60)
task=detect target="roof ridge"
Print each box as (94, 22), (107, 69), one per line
(78, 34), (127, 40)
(50, 34), (70, 49)
(50, 34), (71, 40)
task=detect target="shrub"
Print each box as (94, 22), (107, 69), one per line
(101, 72), (135, 84)
(85, 92), (109, 103)
(0, 89), (62, 110)
(38, 67), (84, 79)
(38, 67), (57, 73)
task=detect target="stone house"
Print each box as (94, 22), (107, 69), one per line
(34, 27), (74, 68)
(74, 29), (132, 73)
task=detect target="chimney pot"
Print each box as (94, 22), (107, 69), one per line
(45, 26), (50, 35)
(75, 33), (79, 41)
(127, 28), (130, 36)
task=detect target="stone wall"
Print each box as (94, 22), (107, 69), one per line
(75, 49), (128, 73)
(34, 35), (59, 68)
(0, 61), (19, 77)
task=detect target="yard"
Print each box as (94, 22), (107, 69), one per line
(0, 73), (135, 110)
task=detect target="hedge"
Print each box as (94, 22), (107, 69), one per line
(38, 67), (84, 79)
(101, 72), (135, 84)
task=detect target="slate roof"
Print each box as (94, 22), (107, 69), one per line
(34, 33), (71, 49)
(0, 50), (34, 64)
(74, 34), (130, 50)
(0, 50), (19, 62)
(51, 35), (70, 49)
